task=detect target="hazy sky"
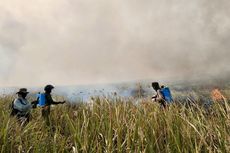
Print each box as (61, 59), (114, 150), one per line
(0, 0), (230, 87)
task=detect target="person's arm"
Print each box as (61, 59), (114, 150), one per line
(46, 94), (65, 105)
(52, 101), (66, 105)
(152, 94), (157, 102)
(31, 100), (38, 108)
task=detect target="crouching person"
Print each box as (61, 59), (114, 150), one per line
(11, 88), (32, 126)
(152, 82), (166, 109)
(152, 82), (173, 109)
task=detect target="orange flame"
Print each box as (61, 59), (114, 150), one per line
(211, 89), (225, 101)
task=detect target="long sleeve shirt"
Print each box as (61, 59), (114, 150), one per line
(45, 93), (63, 106)
(13, 97), (32, 115)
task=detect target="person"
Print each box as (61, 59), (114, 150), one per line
(39, 85), (65, 126)
(151, 82), (166, 108)
(11, 88), (33, 126)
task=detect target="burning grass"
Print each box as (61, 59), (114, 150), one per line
(0, 94), (230, 152)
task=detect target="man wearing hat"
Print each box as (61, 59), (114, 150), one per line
(12, 88), (32, 125)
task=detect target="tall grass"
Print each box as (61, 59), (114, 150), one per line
(0, 96), (230, 152)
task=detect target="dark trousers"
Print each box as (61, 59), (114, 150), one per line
(42, 106), (51, 126)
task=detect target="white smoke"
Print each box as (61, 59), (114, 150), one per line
(0, 0), (230, 87)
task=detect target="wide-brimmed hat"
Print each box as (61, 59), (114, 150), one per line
(17, 88), (29, 94)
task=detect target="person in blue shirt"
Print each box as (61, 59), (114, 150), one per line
(11, 88), (33, 126)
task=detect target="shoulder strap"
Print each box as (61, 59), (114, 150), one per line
(19, 98), (27, 105)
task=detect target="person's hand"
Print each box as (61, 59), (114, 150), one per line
(31, 100), (38, 105)
(43, 105), (49, 110)
(31, 101), (38, 108)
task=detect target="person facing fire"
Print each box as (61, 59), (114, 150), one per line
(38, 85), (66, 126)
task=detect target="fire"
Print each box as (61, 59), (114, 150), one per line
(211, 89), (225, 101)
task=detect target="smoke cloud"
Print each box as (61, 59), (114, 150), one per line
(0, 0), (230, 87)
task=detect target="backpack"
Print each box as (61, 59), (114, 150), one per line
(37, 93), (46, 107)
(10, 99), (24, 116)
(160, 87), (173, 103)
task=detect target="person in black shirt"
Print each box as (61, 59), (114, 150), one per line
(42, 85), (65, 126)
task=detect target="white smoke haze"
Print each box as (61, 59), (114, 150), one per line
(0, 0), (230, 87)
